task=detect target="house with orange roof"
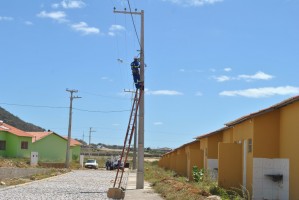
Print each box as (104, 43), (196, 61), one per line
(158, 140), (203, 180)
(195, 127), (225, 180)
(217, 95), (299, 200)
(0, 121), (81, 164)
(0, 121), (33, 158)
(29, 132), (82, 163)
(158, 95), (299, 199)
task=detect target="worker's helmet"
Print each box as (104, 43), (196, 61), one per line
(134, 57), (138, 60)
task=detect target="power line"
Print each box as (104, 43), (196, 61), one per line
(0, 102), (67, 109)
(126, 0), (141, 47)
(0, 102), (130, 113)
(73, 108), (130, 113)
(79, 91), (130, 100)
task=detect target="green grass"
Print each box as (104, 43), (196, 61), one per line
(144, 161), (208, 200)
(144, 161), (248, 200)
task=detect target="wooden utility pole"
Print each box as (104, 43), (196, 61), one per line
(114, 9), (145, 189)
(65, 89), (81, 168)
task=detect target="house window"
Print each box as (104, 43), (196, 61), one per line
(0, 140), (6, 150)
(21, 141), (28, 149)
(248, 139), (252, 153)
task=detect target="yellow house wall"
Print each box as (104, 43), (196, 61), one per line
(159, 155), (169, 169)
(280, 101), (299, 200)
(165, 155), (171, 169)
(218, 143), (242, 189)
(253, 110), (280, 158)
(185, 141), (203, 180)
(207, 133), (223, 159)
(222, 129), (233, 143)
(176, 148), (187, 176)
(199, 138), (208, 168)
(232, 120), (253, 195)
(170, 152), (176, 171)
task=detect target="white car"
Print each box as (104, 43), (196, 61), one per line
(84, 159), (99, 169)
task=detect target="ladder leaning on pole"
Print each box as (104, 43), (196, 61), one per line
(107, 88), (143, 199)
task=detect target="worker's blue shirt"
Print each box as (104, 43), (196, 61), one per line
(131, 60), (140, 71)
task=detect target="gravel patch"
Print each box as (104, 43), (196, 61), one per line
(0, 170), (126, 200)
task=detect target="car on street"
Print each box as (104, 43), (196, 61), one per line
(84, 159), (99, 169)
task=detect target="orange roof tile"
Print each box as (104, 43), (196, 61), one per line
(27, 131), (53, 142)
(225, 95), (299, 126)
(63, 136), (82, 146)
(0, 122), (33, 137)
(195, 126), (229, 140)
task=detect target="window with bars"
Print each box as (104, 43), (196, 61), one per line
(21, 141), (28, 149)
(248, 138), (252, 153)
(0, 140), (6, 150)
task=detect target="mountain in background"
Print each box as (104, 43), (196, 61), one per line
(0, 106), (45, 132)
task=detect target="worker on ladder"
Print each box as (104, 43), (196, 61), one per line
(130, 57), (142, 89)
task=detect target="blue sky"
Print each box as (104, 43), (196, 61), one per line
(1, 0), (298, 148)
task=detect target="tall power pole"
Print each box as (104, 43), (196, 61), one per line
(65, 89), (81, 168)
(89, 127), (96, 146)
(114, 9), (145, 189)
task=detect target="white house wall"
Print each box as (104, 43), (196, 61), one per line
(207, 159), (218, 180)
(252, 158), (289, 200)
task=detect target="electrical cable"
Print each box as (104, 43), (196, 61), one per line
(126, 0), (141, 47)
(0, 102), (130, 113)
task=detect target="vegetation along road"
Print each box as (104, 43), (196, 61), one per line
(0, 170), (118, 200)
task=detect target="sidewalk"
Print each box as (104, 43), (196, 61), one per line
(124, 170), (163, 200)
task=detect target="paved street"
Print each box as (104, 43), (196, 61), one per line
(0, 170), (121, 200)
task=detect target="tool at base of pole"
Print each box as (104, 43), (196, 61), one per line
(107, 188), (125, 199)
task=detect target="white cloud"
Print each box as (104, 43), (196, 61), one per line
(214, 75), (231, 82)
(52, 3), (60, 8)
(108, 32), (115, 36)
(108, 25), (125, 37)
(224, 67), (232, 72)
(213, 71), (274, 82)
(0, 16), (14, 21)
(195, 92), (203, 96)
(219, 86), (299, 98)
(179, 69), (185, 72)
(163, 0), (223, 7)
(109, 25), (125, 31)
(154, 122), (163, 125)
(52, 0), (86, 9)
(25, 21), (33, 25)
(71, 22), (100, 35)
(37, 11), (67, 23)
(238, 71), (274, 81)
(146, 89), (183, 96)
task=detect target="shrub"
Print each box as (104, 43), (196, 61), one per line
(192, 166), (206, 182)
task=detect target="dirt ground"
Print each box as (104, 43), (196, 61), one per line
(0, 158), (69, 186)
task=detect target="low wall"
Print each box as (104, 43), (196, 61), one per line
(0, 168), (51, 180)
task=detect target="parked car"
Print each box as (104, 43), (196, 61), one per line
(84, 159), (98, 169)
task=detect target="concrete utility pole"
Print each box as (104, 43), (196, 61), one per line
(89, 127), (96, 146)
(65, 89), (81, 168)
(114, 9), (145, 189)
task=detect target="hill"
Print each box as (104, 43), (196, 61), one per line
(0, 107), (45, 132)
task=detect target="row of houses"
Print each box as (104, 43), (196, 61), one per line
(0, 121), (81, 163)
(158, 95), (299, 200)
